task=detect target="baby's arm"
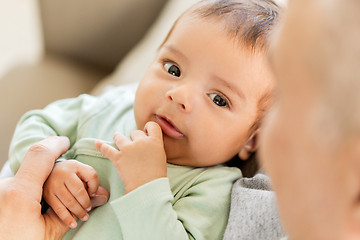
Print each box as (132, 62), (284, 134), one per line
(8, 94), (101, 175)
(95, 122), (242, 239)
(43, 160), (100, 229)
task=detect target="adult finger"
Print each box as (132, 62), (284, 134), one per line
(144, 121), (163, 140)
(16, 136), (70, 187)
(90, 186), (109, 208)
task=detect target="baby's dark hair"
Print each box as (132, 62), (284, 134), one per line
(189, 0), (281, 52)
(161, 0), (281, 53)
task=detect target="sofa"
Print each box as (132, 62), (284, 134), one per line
(0, 0), (200, 169)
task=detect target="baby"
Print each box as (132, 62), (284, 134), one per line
(9, 0), (280, 239)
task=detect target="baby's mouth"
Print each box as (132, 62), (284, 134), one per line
(155, 115), (184, 139)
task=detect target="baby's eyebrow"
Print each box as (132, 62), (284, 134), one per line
(161, 44), (189, 62)
(213, 75), (246, 101)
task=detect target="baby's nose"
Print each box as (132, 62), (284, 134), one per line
(166, 85), (193, 112)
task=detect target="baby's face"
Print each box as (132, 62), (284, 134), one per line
(134, 15), (273, 167)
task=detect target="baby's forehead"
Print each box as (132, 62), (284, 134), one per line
(172, 12), (270, 55)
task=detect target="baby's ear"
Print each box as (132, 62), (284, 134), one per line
(238, 132), (259, 160)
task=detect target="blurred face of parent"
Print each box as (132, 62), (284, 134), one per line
(260, 0), (360, 240)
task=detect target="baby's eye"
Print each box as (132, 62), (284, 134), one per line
(164, 63), (181, 77)
(209, 93), (229, 108)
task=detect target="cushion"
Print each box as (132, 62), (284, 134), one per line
(91, 0), (201, 95)
(40, 0), (167, 71)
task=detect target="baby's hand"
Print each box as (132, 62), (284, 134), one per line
(43, 160), (99, 229)
(95, 121), (167, 194)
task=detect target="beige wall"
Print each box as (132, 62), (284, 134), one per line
(0, 0), (43, 79)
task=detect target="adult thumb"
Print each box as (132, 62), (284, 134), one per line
(16, 136), (70, 187)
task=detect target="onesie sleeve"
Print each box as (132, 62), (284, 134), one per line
(111, 167), (241, 240)
(8, 94), (101, 174)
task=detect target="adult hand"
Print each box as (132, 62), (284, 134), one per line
(0, 136), (109, 240)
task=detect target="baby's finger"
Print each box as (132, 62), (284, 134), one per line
(95, 140), (118, 159)
(49, 195), (78, 229)
(58, 183), (89, 222)
(75, 163), (99, 198)
(130, 130), (147, 141)
(144, 121), (163, 140)
(113, 131), (131, 148)
(65, 175), (92, 214)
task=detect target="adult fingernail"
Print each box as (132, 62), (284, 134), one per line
(91, 195), (108, 207)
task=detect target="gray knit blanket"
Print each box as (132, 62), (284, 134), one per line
(223, 173), (287, 240)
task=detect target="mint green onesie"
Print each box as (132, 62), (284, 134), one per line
(9, 84), (241, 240)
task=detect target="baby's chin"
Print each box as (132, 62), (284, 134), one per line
(166, 156), (209, 168)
